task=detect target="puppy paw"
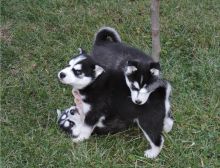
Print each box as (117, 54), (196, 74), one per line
(144, 148), (160, 159)
(72, 125), (93, 143)
(163, 117), (174, 133)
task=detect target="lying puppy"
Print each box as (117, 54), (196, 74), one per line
(57, 106), (84, 137)
(58, 48), (171, 158)
(57, 106), (130, 136)
(92, 27), (173, 133)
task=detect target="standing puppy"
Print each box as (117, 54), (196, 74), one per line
(91, 27), (173, 133)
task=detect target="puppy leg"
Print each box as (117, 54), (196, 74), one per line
(72, 113), (104, 142)
(72, 124), (93, 142)
(136, 119), (164, 159)
(163, 82), (173, 133)
(163, 113), (174, 133)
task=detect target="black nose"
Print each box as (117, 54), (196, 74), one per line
(135, 100), (142, 105)
(59, 72), (66, 79)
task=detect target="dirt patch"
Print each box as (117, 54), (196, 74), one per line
(0, 23), (12, 43)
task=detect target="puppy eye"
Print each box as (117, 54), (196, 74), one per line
(70, 109), (75, 115)
(131, 84), (138, 91)
(72, 69), (82, 76)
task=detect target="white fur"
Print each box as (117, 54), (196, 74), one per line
(78, 48), (83, 54)
(135, 119), (164, 158)
(163, 117), (173, 133)
(61, 114), (67, 120)
(64, 120), (70, 127)
(125, 76), (152, 105)
(78, 92), (91, 114)
(96, 116), (106, 128)
(125, 75), (131, 88)
(58, 56), (93, 89)
(150, 68), (160, 76)
(58, 67), (92, 89)
(73, 64), (82, 70)
(133, 81), (140, 89)
(125, 66), (137, 75)
(163, 83), (173, 133)
(165, 83), (171, 116)
(58, 56), (104, 90)
(130, 88), (151, 105)
(69, 55), (86, 66)
(56, 109), (62, 119)
(95, 65), (104, 77)
(59, 106), (84, 137)
(81, 101), (91, 114)
(71, 116), (106, 142)
(72, 124), (93, 142)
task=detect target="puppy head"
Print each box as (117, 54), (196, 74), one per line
(124, 60), (160, 105)
(58, 49), (104, 90)
(58, 106), (84, 138)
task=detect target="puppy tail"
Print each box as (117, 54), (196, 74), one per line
(94, 27), (121, 44)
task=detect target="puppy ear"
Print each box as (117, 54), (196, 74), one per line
(94, 65), (104, 77)
(125, 66), (137, 75)
(150, 68), (160, 76)
(78, 48), (87, 55)
(150, 62), (160, 76)
(124, 61), (138, 75)
(56, 109), (62, 119)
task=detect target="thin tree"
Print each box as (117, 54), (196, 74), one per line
(151, 0), (161, 62)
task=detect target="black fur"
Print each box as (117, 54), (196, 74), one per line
(75, 55), (167, 149)
(58, 27), (172, 157)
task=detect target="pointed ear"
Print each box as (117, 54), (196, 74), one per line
(94, 65), (104, 77)
(150, 62), (160, 76)
(78, 48), (87, 55)
(125, 65), (137, 75)
(124, 61), (138, 75)
(56, 109), (62, 119)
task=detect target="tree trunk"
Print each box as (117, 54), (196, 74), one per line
(151, 0), (161, 62)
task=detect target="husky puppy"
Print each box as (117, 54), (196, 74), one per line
(57, 106), (84, 137)
(92, 27), (173, 132)
(58, 50), (130, 140)
(58, 48), (171, 158)
(92, 27), (161, 105)
(57, 106), (130, 136)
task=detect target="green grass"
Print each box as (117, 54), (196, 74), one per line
(1, 0), (219, 167)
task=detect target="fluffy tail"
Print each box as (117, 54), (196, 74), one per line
(94, 27), (121, 45)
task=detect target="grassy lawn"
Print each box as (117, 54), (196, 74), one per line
(1, 0), (219, 167)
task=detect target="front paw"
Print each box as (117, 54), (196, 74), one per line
(144, 147), (160, 159)
(72, 125), (93, 143)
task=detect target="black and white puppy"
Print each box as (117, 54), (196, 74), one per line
(58, 50), (125, 142)
(57, 106), (84, 137)
(92, 27), (161, 105)
(91, 27), (173, 133)
(58, 48), (171, 158)
(57, 106), (130, 136)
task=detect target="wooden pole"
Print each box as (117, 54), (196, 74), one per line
(151, 0), (161, 62)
